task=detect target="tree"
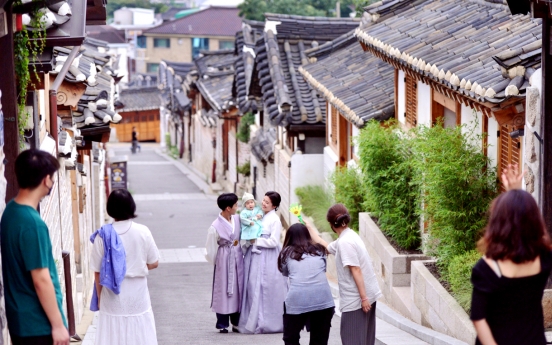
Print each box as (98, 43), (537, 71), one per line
(239, 0), (354, 21)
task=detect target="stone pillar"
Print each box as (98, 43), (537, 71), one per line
(524, 70), (542, 203)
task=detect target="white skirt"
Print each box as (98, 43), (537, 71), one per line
(95, 276), (158, 345)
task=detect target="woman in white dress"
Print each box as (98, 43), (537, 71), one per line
(91, 189), (160, 345)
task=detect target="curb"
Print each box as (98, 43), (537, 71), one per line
(375, 303), (469, 345)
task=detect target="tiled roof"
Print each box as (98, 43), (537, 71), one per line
(192, 50), (238, 113)
(232, 21), (264, 114)
(255, 14), (360, 126)
(85, 25), (126, 44)
(250, 127), (276, 163)
(53, 38), (123, 129)
(157, 60), (194, 112)
(119, 87), (162, 112)
(144, 6), (242, 37)
(300, 31), (395, 128)
(355, 0), (541, 105)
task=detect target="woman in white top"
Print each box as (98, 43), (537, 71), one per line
(91, 189), (160, 345)
(239, 191), (288, 334)
(308, 203), (381, 345)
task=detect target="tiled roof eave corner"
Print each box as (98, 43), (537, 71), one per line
(354, 30), (526, 112)
(298, 66), (364, 128)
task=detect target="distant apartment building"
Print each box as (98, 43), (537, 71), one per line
(139, 6), (242, 73)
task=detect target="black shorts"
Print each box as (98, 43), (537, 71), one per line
(11, 334), (53, 345)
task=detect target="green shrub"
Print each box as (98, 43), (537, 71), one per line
(330, 166), (367, 231)
(357, 120), (420, 250)
(295, 185), (333, 234)
(446, 250), (481, 312)
(237, 112), (255, 143)
(411, 123), (497, 269)
(237, 161), (251, 177)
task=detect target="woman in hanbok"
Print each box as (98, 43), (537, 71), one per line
(90, 189), (160, 345)
(239, 191), (288, 334)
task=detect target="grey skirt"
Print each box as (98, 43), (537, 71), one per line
(340, 302), (377, 345)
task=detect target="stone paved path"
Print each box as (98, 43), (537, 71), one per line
(80, 143), (433, 345)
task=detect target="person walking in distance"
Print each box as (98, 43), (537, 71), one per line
(0, 149), (69, 345)
(205, 193), (245, 333)
(470, 165), (552, 345)
(308, 204), (381, 345)
(131, 126), (141, 153)
(278, 223), (335, 345)
(91, 189), (160, 344)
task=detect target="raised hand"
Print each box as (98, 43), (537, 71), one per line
(501, 164), (525, 191)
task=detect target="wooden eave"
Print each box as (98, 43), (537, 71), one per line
(86, 0), (106, 25)
(360, 42), (526, 127)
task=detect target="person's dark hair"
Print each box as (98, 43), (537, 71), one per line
(15, 149), (60, 189)
(107, 189), (137, 221)
(278, 223), (327, 272)
(326, 203), (351, 229)
(265, 191), (281, 210)
(217, 193), (238, 211)
(478, 189), (551, 263)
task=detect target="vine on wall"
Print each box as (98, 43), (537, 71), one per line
(14, 5), (46, 144)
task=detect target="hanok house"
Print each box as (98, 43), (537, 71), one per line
(231, 19), (265, 193)
(355, 0), (540, 192)
(49, 36), (123, 327)
(157, 60), (194, 156)
(185, 50), (240, 191)
(248, 14), (360, 226)
(299, 30), (395, 181)
(116, 85), (162, 143)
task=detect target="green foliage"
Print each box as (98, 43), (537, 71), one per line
(330, 166), (366, 231)
(107, 0), (168, 19)
(411, 123), (498, 269)
(14, 4), (46, 147)
(357, 120), (420, 250)
(295, 185), (333, 234)
(239, 0), (356, 21)
(237, 112), (255, 143)
(353, 0), (378, 16)
(237, 161), (251, 177)
(446, 250), (481, 312)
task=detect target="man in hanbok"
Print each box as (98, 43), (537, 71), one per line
(205, 193), (245, 333)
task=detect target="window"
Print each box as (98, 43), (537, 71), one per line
(499, 124), (521, 192)
(405, 74), (417, 128)
(137, 35), (146, 48)
(219, 40), (234, 50)
(153, 38), (170, 48)
(147, 63), (159, 73)
(192, 38), (209, 59)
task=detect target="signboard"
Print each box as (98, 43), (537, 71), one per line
(109, 160), (128, 190)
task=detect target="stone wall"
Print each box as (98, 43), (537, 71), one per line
(0, 145), (9, 344)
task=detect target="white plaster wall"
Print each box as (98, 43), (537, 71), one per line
(290, 153), (325, 206)
(191, 114), (215, 182)
(461, 105), (483, 149)
(397, 70), (406, 124)
(417, 81), (431, 127)
(275, 146), (291, 226)
(323, 146), (338, 189)
(487, 116), (499, 169)
(113, 9), (132, 25)
(352, 125), (360, 157)
(228, 131), (237, 185)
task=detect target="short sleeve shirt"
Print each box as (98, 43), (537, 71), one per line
(0, 200), (67, 337)
(327, 228), (381, 312)
(90, 220), (159, 277)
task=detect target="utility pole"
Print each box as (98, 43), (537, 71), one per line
(336, 1), (340, 18)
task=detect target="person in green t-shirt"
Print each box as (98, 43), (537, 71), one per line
(0, 149), (69, 345)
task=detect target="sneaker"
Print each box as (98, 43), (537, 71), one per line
(219, 329), (229, 333)
(232, 327), (240, 333)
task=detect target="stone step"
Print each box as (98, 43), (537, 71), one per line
(376, 318), (430, 345)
